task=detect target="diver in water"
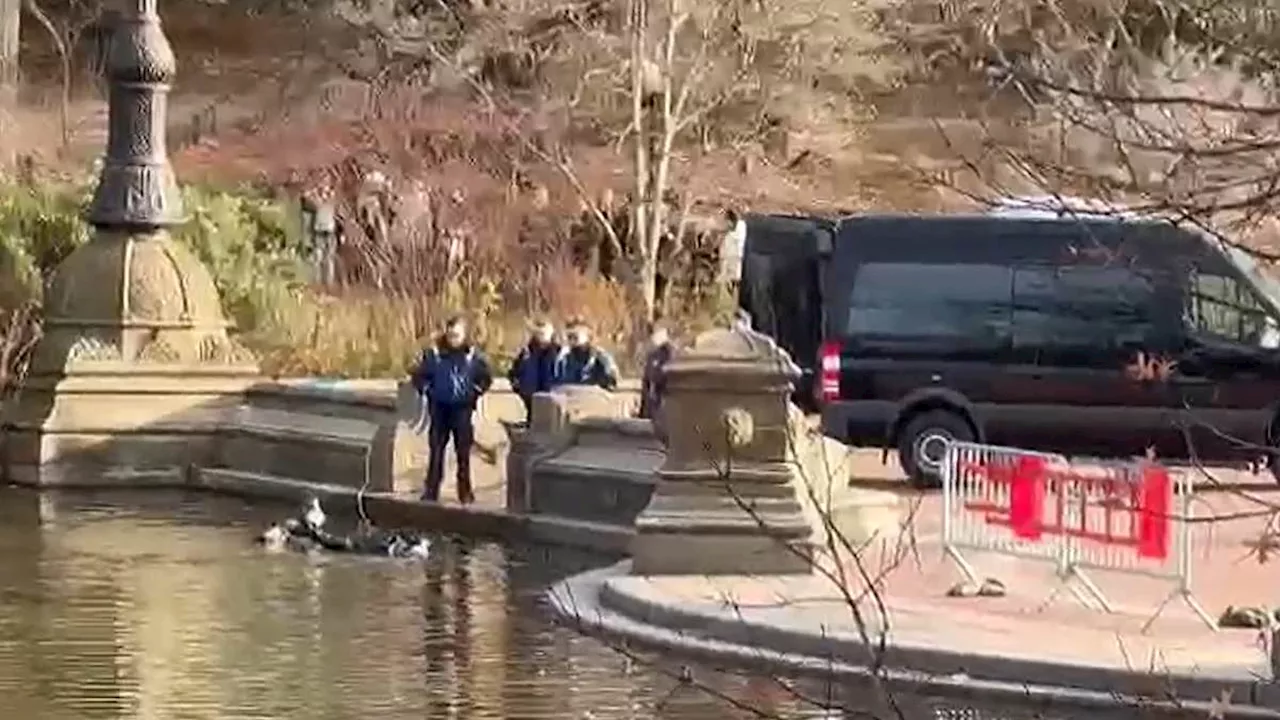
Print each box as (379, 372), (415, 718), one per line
(257, 518), (317, 553)
(261, 497), (430, 559)
(257, 496), (341, 552)
(356, 525), (432, 559)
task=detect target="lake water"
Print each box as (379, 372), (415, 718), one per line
(0, 487), (835, 720)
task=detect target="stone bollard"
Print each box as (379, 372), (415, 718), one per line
(630, 324), (817, 576)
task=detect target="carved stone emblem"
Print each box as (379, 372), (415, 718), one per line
(720, 406), (755, 449)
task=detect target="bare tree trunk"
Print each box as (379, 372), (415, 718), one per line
(22, 0), (71, 149)
(638, 0), (681, 324)
(628, 0), (651, 321)
(0, 0), (19, 150)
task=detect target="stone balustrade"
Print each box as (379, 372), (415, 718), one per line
(506, 386), (663, 551)
(506, 333), (903, 565)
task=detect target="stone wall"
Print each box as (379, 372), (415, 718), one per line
(4, 376), (640, 496)
(506, 387), (661, 553)
(222, 378), (641, 496)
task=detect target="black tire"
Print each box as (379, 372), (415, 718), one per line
(897, 410), (975, 489)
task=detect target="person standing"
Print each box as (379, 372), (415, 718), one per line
(411, 316), (493, 504)
(302, 180), (338, 286)
(553, 319), (619, 391)
(638, 323), (674, 420)
(508, 319), (560, 422)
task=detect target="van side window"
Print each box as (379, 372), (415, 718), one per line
(846, 263), (1012, 340)
(1013, 265), (1159, 364)
(1186, 268), (1270, 344)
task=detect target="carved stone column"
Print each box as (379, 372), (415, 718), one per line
(2, 0), (260, 486)
(630, 325), (817, 576)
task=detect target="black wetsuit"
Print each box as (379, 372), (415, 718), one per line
(291, 522), (426, 557)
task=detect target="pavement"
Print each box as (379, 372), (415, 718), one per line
(546, 487), (1280, 714)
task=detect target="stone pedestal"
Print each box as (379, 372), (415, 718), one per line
(630, 325), (817, 576)
(3, 234), (261, 486)
(0, 0), (261, 486)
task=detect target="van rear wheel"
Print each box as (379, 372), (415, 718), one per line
(897, 410), (974, 489)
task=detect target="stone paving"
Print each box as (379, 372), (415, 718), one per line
(603, 574), (1267, 676)
(593, 487), (1280, 689)
(391, 446), (507, 511)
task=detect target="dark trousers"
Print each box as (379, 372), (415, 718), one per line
(424, 403), (474, 502)
(518, 393), (533, 423)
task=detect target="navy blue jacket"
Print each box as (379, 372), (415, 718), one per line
(553, 345), (619, 391)
(508, 341), (560, 399)
(411, 341), (494, 409)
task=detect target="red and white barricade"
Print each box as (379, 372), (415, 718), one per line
(941, 441), (1213, 631)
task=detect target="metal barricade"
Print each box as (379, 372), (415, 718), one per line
(941, 440), (1213, 632)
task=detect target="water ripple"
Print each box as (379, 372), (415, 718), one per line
(0, 489), (833, 720)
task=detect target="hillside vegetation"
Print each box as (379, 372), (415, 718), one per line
(0, 0), (1278, 384)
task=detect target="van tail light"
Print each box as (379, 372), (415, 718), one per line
(818, 341), (841, 404)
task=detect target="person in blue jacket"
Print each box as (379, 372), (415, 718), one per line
(638, 322), (674, 420)
(411, 316), (493, 504)
(507, 319), (560, 422)
(553, 319), (619, 391)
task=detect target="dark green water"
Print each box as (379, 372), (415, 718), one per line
(0, 488), (825, 720)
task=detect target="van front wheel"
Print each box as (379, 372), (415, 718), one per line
(897, 410), (974, 489)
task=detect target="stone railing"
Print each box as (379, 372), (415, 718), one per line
(498, 385), (904, 556)
(205, 377), (642, 498)
(189, 379), (396, 496)
(3, 374), (638, 493)
(506, 386), (662, 552)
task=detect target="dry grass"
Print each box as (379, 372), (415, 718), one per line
(249, 273), (665, 378)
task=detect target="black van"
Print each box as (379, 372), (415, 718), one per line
(739, 213), (1280, 486)
(736, 213), (837, 408)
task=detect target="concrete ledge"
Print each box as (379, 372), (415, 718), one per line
(547, 565), (1280, 717)
(537, 459), (657, 483)
(211, 405), (381, 491)
(190, 466), (524, 541)
(226, 406), (375, 446)
(6, 463), (189, 487)
(193, 467), (359, 503)
(603, 575), (1269, 701)
(360, 494), (523, 542)
(597, 575), (865, 659)
(527, 514), (634, 554)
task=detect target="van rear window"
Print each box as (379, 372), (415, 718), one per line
(845, 263), (1012, 340)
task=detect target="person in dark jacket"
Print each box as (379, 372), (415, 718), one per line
(553, 319), (619, 391)
(638, 323), (674, 420)
(411, 316), (494, 504)
(508, 319), (560, 422)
